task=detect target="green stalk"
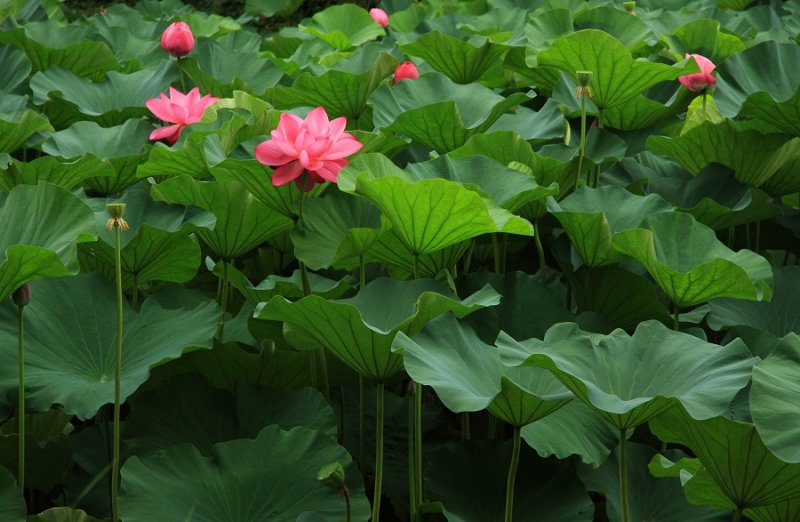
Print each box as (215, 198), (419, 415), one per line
(216, 259), (229, 342)
(111, 223), (124, 522)
(344, 487), (352, 522)
(492, 234), (502, 274)
(177, 56), (187, 92)
(533, 219), (546, 280)
(359, 376), (365, 472)
(372, 383), (385, 522)
(408, 388), (418, 522)
(461, 413), (471, 441)
(575, 94), (588, 193)
(17, 302), (25, 496)
(732, 507), (743, 522)
(414, 384), (423, 518)
(504, 427), (522, 522)
(673, 305), (680, 332)
(619, 428), (629, 522)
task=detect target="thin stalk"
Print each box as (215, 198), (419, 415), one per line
(492, 234), (502, 274)
(414, 384), (423, 516)
(487, 413), (498, 440)
(575, 94), (588, 192)
(673, 305), (680, 332)
(408, 388), (418, 522)
(359, 256), (366, 290)
(732, 507), (743, 522)
(372, 383), (385, 522)
(177, 57), (187, 91)
(702, 91), (708, 118)
(17, 303), (25, 496)
(745, 222), (751, 250)
(344, 487), (352, 522)
(462, 240), (474, 275)
(461, 413), (471, 441)
(504, 427), (522, 522)
(216, 260), (229, 342)
(131, 275), (139, 312)
(619, 428), (630, 522)
(111, 224), (124, 522)
(359, 376), (365, 473)
(533, 219), (546, 280)
(755, 221), (761, 252)
(413, 254), (420, 281)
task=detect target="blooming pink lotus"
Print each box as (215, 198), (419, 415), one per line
(146, 87), (219, 145)
(393, 61), (419, 84)
(254, 107), (363, 191)
(369, 8), (389, 27)
(161, 21), (195, 57)
(678, 53), (717, 92)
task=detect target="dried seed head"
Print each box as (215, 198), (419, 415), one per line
(105, 203), (129, 231)
(575, 71), (594, 99)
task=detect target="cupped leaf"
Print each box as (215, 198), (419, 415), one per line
(661, 18), (746, 62)
(212, 262), (351, 304)
(120, 425), (371, 522)
(256, 277), (499, 381)
(498, 320), (755, 429)
(402, 31), (507, 84)
(393, 314), (571, 426)
(750, 333), (800, 463)
(369, 73), (530, 153)
(0, 274), (218, 419)
(339, 172), (533, 256)
(746, 499), (800, 522)
(26, 507), (103, 522)
(0, 109), (52, 154)
(537, 29), (695, 110)
(650, 406), (800, 509)
(427, 439), (594, 522)
(547, 185), (673, 267)
(0, 182), (95, 301)
(0, 155), (113, 192)
(301, 4), (385, 50)
(365, 231), (470, 279)
(611, 212), (773, 307)
(150, 175), (294, 260)
(0, 45), (31, 93)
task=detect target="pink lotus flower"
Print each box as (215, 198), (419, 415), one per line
(369, 8), (389, 27)
(161, 21), (195, 57)
(678, 53), (717, 92)
(254, 107), (363, 191)
(146, 87), (219, 145)
(393, 61), (419, 84)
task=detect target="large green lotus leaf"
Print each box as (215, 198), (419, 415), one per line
(0, 182), (95, 301)
(572, 265), (672, 330)
(498, 320), (755, 429)
(427, 440), (594, 522)
(573, 6), (655, 50)
(611, 212), (773, 307)
(650, 406), (800, 508)
(406, 155), (559, 213)
(0, 25), (118, 79)
(661, 18), (745, 62)
(581, 443), (729, 522)
(708, 267), (800, 336)
(401, 31), (507, 84)
(256, 277), (499, 381)
(42, 119), (151, 195)
(522, 400), (620, 467)
(393, 314), (571, 426)
(120, 425), (371, 522)
(537, 29), (696, 110)
(369, 73), (530, 153)
(291, 189), (386, 270)
(126, 373), (336, 456)
(339, 172), (533, 255)
(139, 135), (213, 180)
(245, 0), (302, 16)
(0, 155), (113, 192)
(0, 274), (218, 419)
(649, 454), (733, 510)
(746, 499), (800, 522)
(715, 41), (800, 135)
(150, 175), (294, 260)
(456, 271), (574, 344)
(0, 109), (52, 154)
(270, 52), (397, 121)
(0, 466), (25, 522)
(27, 507), (103, 522)
(750, 334), (800, 463)
(645, 161), (781, 230)
(0, 411), (72, 492)
(30, 62), (178, 127)
(365, 231), (470, 279)
(547, 186), (673, 267)
(87, 4), (162, 67)
(599, 86), (694, 132)
(301, 4), (385, 50)
(0, 45), (31, 93)
(647, 120), (800, 193)
(181, 39), (284, 98)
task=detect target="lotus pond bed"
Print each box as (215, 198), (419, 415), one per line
(2, 0), (800, 520)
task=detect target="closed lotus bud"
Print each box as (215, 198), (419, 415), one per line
(12, 284), (31, 308)
(576, 70), (593, 99)
(678, 53), (717, 93)
(105, 203), (129, 231)
(393, 61), (419, 84)
(317, 462), (346, 490)
(369, 8), (389, 28)
(161, 21), (195, 57)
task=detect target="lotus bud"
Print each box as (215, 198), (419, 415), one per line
(105, 203), (129, 231)
(678, 54), (717, 93)
(12, 284), (31, 308)
(393, 61), (420, 84)
(624, 1), (636, 15)
(317, 462), (347, 495)
(576, 70), (593, 99)
(369, 8), (389, 28)
(161, 21), (195, 57)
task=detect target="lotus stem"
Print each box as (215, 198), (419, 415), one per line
(359, 376), (365, 473)
(504, 427), (522, 522)
(177, 56), (187, 92)
(732, 507), (743, 522)
(414, 383), (423, 517)
(111, 219), (124, 522)
(216, 259), (229, 342)
(408, 386), (418, 522)
(372, 383), (385, 522)
(461, 413), (471, 441)
(534, 219), (546, 280)
(412, 253), (420, 281)
(492, 234), (502, 274)
(673, 305), (680, 332)
(344, 486), (352, 522)
(619, 428), (630, 522)
(16, 300), (25, 497)
(575, 94), (588, 192)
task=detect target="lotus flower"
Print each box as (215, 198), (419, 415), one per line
(369, 8), (389, 27)
(146, 87), (219, 144)
(161, 21), (195, 57)
(678, 53), (717, 92)
(393, 61), (419, 84)
(254, 107), (363, 191)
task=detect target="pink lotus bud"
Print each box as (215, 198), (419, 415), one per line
(369, 8), (389, 28)
(12, 284), (31, 308)
(161, 21), (195, 57)
(678, 53), (717, 93)
(393, 61), (419, 84)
